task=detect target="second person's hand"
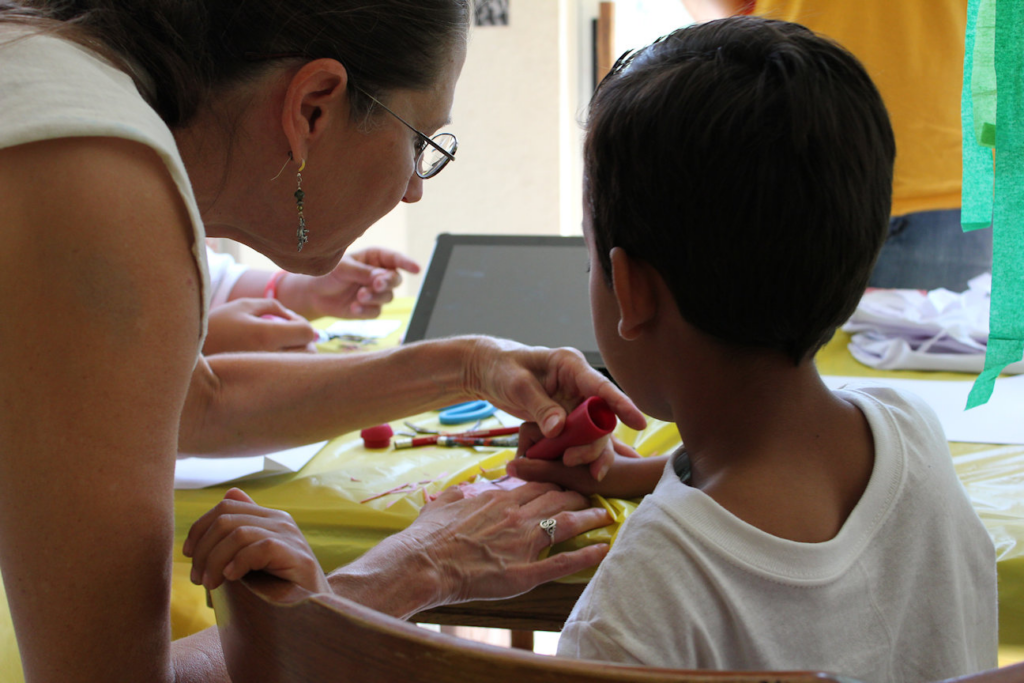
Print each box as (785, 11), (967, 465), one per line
(278, 246), (421, 320)
(183, 488), (330, 594)
(204, 298), (318, 355)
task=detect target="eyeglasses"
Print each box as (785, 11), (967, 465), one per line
(353, 87), (458, 179)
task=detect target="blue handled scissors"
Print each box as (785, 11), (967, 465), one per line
(438, 400), (496, 425)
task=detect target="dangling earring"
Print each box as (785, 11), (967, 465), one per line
(294, 158), (307, 252)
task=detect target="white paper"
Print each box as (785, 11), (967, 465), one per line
(174, 441), (327, 490)
(823, 375), (1024, 445)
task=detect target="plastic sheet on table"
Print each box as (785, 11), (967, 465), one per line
(953, 445), (1024, 563)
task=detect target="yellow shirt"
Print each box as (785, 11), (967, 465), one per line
(752, 0), (966, 217)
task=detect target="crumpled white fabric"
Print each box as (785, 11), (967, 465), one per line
(842, 273), (1024, 374)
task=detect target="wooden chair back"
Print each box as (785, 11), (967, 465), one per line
(211, 573), (855, 683)
(939, 666), (1024, 683)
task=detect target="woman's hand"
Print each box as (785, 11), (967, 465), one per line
(332, 481), (615, 618)
(461, 337), (647, 449)
(280, 246), (421, 320)
(204, 299), (318, 355)
(414, 482), (612, 603)
(183, 488), (330, 594)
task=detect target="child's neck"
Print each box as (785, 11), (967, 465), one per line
(669, 349), (874, 544)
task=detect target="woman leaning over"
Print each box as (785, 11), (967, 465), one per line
(0, 2), (644, 681)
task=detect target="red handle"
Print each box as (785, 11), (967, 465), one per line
(524, 397), (617, 460)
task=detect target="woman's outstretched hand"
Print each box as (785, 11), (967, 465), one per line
(461, 338), (647, 455)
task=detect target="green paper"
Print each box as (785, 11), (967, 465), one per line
(962, 0), (995, 232)
(966, 0), (1024, 409)
(972, 0), (998, 148)
(967, 339), (1024, 407)
(980, 122), (998, 147)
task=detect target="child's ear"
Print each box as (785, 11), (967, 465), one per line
(610, 247), (658, 341)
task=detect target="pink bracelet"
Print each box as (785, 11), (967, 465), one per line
(263, 270), (288, 299)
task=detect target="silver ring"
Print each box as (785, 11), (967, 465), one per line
(540, 518), (557, 546)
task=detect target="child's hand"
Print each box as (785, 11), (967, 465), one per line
(515, 422), (638, 482)
(507, 438), (663, 498)
(299, 247), (421, 319)
(204, 298), (318, 355)
(183, 488), (330, 594)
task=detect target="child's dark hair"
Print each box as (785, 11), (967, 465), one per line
(1, 0), (470, 127)
(585, 17), (895, 363)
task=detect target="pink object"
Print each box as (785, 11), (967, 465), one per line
(524, 396), (617, 460)
(263, 270), (288, 299)
(259, 314), (287, 321)
(458, 475), (527, 498)
(360, 424), (394, 449)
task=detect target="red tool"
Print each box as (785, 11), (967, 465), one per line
(393, 426), (520, 450)
(436, 435), (519, 448)
(524, 396), (617, 460)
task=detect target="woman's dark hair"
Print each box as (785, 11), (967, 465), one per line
(1, 0), (470, 127)
(585, 17), (896, 364)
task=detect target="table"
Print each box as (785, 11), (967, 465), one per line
(169, 298), (1024, 647)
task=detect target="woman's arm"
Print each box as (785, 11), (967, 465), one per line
(179, 339), (647, 457)
(0, 137), (228, 682)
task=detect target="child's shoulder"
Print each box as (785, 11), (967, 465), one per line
(831, 381), (945, 445)
(832, 381), (965, 510)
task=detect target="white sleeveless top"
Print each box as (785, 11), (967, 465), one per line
(0, 27), (211, 338)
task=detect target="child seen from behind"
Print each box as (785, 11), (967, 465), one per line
(508, 16), (997, 682)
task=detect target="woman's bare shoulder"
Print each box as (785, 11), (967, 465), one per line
(0, 135), (202, 337)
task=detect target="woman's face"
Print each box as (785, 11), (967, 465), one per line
(253, 43), (467, 275)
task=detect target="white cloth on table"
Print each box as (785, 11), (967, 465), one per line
(843, 273), (1024, 374)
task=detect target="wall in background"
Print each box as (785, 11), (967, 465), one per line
(615, 0), (692, 55)
(399, 0), (568, 288)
